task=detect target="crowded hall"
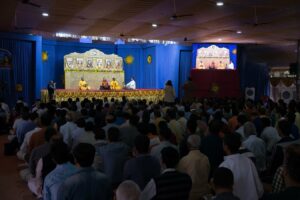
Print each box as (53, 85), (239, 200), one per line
(1, 0), (300, 200)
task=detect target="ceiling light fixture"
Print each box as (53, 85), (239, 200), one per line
(152, 23), (158, 28)
(42, 12), (49, 17)
(216, 1), (224, 6)
(236, 30), (242, 34)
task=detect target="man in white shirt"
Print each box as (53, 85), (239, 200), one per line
(242, 122), (266, 172)
(125, 77), (136, 90)
(220, 133), (264, 200)
(17, 127), (41, 160)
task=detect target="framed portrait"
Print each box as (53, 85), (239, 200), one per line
(76, 58), (84, 68)
(66, 57), (74, 68)
(86, 58), (93, 68)
(106, 59), (112, 69)
(96, 58), (103, 68)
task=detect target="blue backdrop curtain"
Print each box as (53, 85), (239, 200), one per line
(238, 46), (269, 100)
(0, 39), (34, 106)
(178, 50), (192, 98)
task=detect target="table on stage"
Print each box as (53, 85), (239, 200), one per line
(41, 89), (165, 103)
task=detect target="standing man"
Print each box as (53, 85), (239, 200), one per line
(47, 80), (56, 101)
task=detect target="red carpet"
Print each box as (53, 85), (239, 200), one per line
(0, 135), (35, 200)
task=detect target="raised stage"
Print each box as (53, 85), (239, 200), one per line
(190, 69), (241, 98)
(41, 89), (165, 103)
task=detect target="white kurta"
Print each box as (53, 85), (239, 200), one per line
(219, 154), (264, 200)
(126, 80), (136, 89)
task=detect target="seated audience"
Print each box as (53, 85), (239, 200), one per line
(102, 113), (118, 137)
(119, 115), (140, 148)
(28, 113), (53, 154)
(123, 135), (161, 190)
(235, 114), (248, 141)
(167, 108), (184, 144)
(43, 141), (77, 200)
(268, 119), (294, 176)
(95, 127), (129, 188)
(260, 117), (280, 154)
(287, 112), (300, 140)
(242, 121), (266, 172)
(27, 128), (58, 197)
(141, 147), (192, 200)
(212, 167), (240, 200)
(177, 135), (210, 200)
(72, 121), (96, 147)
(59, 113), (77, 147)
(265, 144), (300, 199)
(201, 119), (224, 177)
(94, 127), (108, 148)
(179, 119), (198, 157)
(220, 133), (263, 200)
(57, 143), (112, 200)
(116, 180), (140, 200)
(16, 108), (37, 145)
(151, 121), (178, 160)
(147, 123), (160, 150)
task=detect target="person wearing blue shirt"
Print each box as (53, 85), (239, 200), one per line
(57, 143), (112, 200)
(43, 141), (77, 200)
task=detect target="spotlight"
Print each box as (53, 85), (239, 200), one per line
(42, 12), (49, 17)
(237, 30), (242, 34)
(152, 23), (158, 28)
(218, 38), (222, 41)
(216, 1), (224, 6)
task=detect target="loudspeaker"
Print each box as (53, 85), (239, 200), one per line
(245, 87), (255, 100)
(281, 88), (294, 104)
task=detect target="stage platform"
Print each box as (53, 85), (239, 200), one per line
(190, 69), (241, 98)
(41, 89), (165, 103)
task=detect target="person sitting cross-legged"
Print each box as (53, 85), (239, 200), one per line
(141, 147), (192, 200)
(177, 134), (211, 200)
(95, 127), (130, 189)
(116, 180), (141, 200)
(212, 167), (240, 200)
(123, 135), (161, 190)
(57, 143), (112, 200)
(43, 141), (77, 200)
(264, 144), (300, 200)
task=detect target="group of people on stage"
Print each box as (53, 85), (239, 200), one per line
(79, 77), (136, 91)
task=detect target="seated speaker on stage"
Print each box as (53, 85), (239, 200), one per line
(79, 77), (90, 90)
(125, 77), (136, 90)
(110, 77), (121, 90)
(100, 78), (110, 90)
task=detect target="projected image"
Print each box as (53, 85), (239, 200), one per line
(193, 44), (237, 70)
